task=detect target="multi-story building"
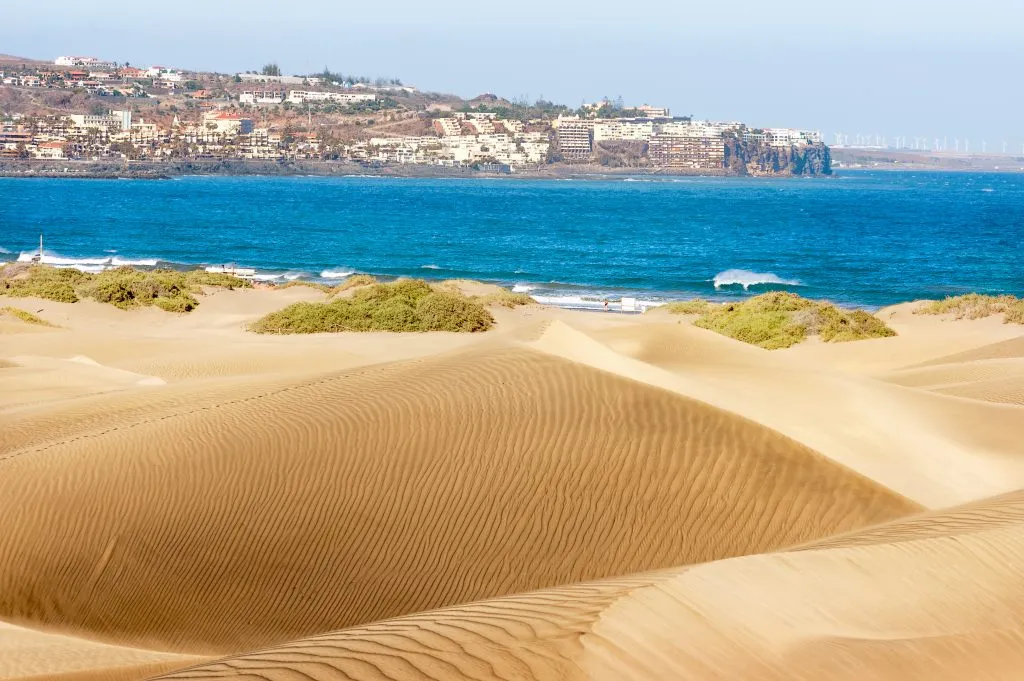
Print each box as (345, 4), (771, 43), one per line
(553, 117), (594, 160)
(593, 120), (655, 143)
(649, 133), (725, 170)
(68, 110), (132, 131)
(200, 111), (254, 136)
(764, 128), (822, 148)
(432, 118), (463, 137)
(55, 56), (114, 69)
(286, 91), (377, 105)
(636, 104), (670, 118)
(239, 91), (286, 105)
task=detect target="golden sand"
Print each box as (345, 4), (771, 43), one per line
(1, 290), (1022, 679)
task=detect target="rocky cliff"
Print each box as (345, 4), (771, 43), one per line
(724, 139), (832, 176)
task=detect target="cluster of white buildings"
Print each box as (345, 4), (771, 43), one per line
(553, 114), (823, 168)
(239, 90), (378, 106)
(360, 113), (549, 168)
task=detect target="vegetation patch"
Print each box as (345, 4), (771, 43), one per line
(1, 306), (56, 327)
(680, 292), (896, 350)
(0, 264), (250, 312)
(333, 274), (378, 293)
(662, 299), (718, 315)
(473, 290), (536, 308)
(915, 294), (1024, 325)
(277, 280), (336, 294)
(251, 278), (494, 334)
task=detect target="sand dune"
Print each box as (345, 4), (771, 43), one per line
(2, 291), (1023, 679)
(0, 340), (913, 654)
(152, 489), (1024, 681)
(0, 620), (200, 681)
(569, 319), (1024, 507)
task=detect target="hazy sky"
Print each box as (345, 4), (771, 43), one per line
(4, 0), (1023, 151)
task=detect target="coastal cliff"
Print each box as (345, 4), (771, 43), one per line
(724, 139), (832, 176)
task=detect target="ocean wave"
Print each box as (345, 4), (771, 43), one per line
(511, 284), (536, 293)
(0, 246), (11, 254)
(420, 264), (443, 270)
(529, 293), (663, 311)
(712, 269), (801, 290)
(320, 269), (356, 279)
(16, 252), (160, 268)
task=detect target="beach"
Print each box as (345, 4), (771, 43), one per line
(2, 282), (1024, 679)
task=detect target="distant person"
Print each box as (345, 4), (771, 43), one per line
(603, 300), (609, 312)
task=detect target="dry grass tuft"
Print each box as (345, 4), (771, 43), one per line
(916, 294), (1024, 325)
(251, 278), (494, 334)
(692, 292), (895, 350)
(0, 306), (57, 327)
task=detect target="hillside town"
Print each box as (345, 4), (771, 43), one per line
(0, 55), (829, 175)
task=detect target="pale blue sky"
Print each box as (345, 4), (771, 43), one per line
(4, 0), (1022, 151)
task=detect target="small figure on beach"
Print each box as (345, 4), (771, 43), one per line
(603, 300), (609, 312)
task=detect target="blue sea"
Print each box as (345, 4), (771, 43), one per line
(1, 171), (1022, 309)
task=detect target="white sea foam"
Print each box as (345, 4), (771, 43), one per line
(713, 269), (801, 290)
(421, 264), (442, 270)
(320, 269), (356, 279)
(0, 246), (11, 254)
(512, 284), (536, 293)
(16, 252), (160, 269)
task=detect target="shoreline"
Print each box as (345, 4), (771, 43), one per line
(0, 158), (761, 181)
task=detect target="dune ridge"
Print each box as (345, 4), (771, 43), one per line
(2, 290), (1023, 680)
(0, 341), (914, 655)
(152, 488), (1024, 681)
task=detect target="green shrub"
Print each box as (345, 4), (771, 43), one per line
(250, 278), (494, 334)
(185, 271), (252, 290)
(1, 306), (56, 326)
(0, 265), (248, 312)
(277, 280), (335, 293)
(916, 294), (1024, 325)
(692, 293), (895, 349)
(333, 274), (378, 293)
(663, 299), (716, 315)
(474, 290), (536, 308)
(416, 291), (494, 332)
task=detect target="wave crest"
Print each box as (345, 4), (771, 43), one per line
(713, 269), (801, 290)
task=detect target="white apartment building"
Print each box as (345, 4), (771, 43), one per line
(238, 73), (307, 85)
(636, 105), (670, 118)
(466, 118), (495, 134)
(286, 91), (377, 105)
(764, 128), (822, 147)
(239, 91), (286, 105)
(499, 119), (525, 134)
(593, 120), (655, 143)
(68, 109), (132, 131)
(55, 56), (114, 68)
(433, 118), (463, 137)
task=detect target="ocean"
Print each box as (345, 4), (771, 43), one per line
(1, 171), (1022, 309)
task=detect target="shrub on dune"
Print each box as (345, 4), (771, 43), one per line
(474, 290), (536, 308)
(0, 265), (83, 303)
(250, 278), (494, 334)
(680, 292), (895, 350)
(662, 299), (717, 315)
(0, 264), (249, 312)
(333, 274), (378, 293)
(277, 280), (335, 294)
(916, 294), (1024, 325)
(1, 306), (56, 326)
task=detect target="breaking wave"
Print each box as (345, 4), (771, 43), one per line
(713, 269), (801, 290)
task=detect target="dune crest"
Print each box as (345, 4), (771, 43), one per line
(153, 489), (1024, 681)
(0, 341), (913, 654)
